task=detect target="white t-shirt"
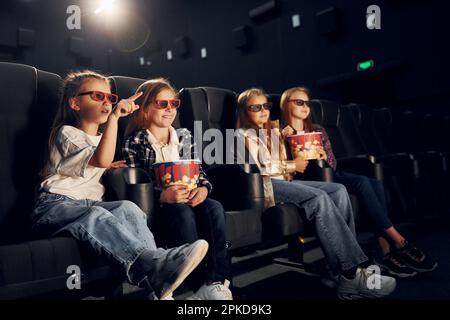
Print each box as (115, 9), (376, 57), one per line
(234, 128), (285, 180)
(40, 125), (106, 201)
(146, 126), (181, 163)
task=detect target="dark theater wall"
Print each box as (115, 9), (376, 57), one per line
(1, 0), (449, 111)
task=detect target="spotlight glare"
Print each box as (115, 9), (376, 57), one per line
(95, 0), (117, 15)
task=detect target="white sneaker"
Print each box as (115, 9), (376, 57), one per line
(337, 266), (396, 300)
(187, 282), (233, 300)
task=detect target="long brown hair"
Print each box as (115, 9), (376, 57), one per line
(48, 70), (109, 151)
(124, 78), (176, 138)
(280, 87), (313, 132)
(41, 70), (109, 178)
(236, 88), (275, 151)
(236, 88), (272, 130)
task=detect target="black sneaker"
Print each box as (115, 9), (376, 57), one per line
(376, 253), (417, 278)
(394, 242), (438, 273)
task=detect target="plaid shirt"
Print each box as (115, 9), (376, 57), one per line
(122, 128), (212, 193)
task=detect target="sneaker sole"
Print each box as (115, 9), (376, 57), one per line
(377, 263), (418, 278)
(386, 269), (418, 278)
(159, 240), (209, 300)
(338, 290), (393, 300)
(408, 262), (438, 273)
(338, 283), (396, 300)
(338, 279), (397, 300)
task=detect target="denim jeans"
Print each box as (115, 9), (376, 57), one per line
(334, 170), (393, 231)
(155, 198), (229, 290)
(31, 192), (164, 284)
(271, 179), (368, 274)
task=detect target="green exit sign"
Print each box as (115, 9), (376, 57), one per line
(357, 60), (374, 71)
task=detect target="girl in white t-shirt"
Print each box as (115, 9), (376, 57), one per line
(32, 71), (208, 300)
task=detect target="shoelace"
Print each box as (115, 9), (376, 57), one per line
(388, 254), (407, 268)
(358, 268), (375, 290)
(210, 284), (233, 299)
(403, 243), (425, 263)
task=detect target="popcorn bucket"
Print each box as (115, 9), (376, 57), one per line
(153, 160), (201, 191)
(286, 132), (323, 160)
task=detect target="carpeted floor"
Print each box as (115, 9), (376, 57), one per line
(106, 218), (450, 300)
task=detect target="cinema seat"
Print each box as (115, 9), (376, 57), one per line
(368, 107), (446, 220)
(0, 62), (124, 299)
(308, 100), (415, 226)
(268, 93), (281, 121)
(179, 87), (325, 268)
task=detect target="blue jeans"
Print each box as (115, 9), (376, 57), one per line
(155, 198), (229, 290)
(334, 170), (393, 231)
(31, 192), (162, 284)
(271, 179), (368, 274)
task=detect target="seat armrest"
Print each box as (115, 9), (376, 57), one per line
(206, 164), (265, 211)
(103, 168), (155, 217)
(296, 160), (335, 182)
(337, 155), (384, 180)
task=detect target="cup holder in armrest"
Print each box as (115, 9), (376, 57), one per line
(103, 168), (155, 217)
(122, 168), (151, 184)
(122, 169), (155, 217)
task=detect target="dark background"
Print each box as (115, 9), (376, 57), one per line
(1, 0), (449, 112)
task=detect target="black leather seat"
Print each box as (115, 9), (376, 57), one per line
(0, 62), (122, 300)
(180, 87), (303, 246)
(107, 80), (272, 251)
(310, 100), (377, 176)
(268, 93), (281, 121)
(179, 87), (311, 265)
(179, 87), (303, 249)
(370, 107), (446, 220)
(307, 100), (376, 228)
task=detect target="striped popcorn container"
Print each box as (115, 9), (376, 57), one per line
(153, 160), (201, 191)
(286, 132), (323, 160)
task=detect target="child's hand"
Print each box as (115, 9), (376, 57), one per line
(281, 125), (295, 137)
(295, 157), (309, 173)
(107, 160), (128, 170)
(187, 187), (208, 207)
(160, 185), (190, 204)
(316, 147), (327, 160)
(113, 91), (142, 118)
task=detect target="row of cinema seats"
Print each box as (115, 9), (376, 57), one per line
(108, 80), (307, 263)
(0, 63), (306, 299)
(269, 94), (450, 226)
(1, 61), (448, 299)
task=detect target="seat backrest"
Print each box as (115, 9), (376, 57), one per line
(313, 100), (368, 159)
(0, 62), (62, 244)
(346, 103), (387, 156)
(268, 93), (281, 121)
(312, 100), (346, 158)
(444, 115), (450, 152)
(178, 87), (209, 133)
(372, 108), (397, 154)
(391, 110), (420, 153)
(313, 100), (369, 158)
(418, 113), (444, 152)
(179, 87), (237, 166)
(337, 105), (369, 157)
(310, 100), (323, 124)
(201, 87), (237, 132)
